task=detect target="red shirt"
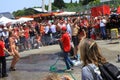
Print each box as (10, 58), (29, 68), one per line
(24, 27), (30, 39)
(94, 20), (100, 29)
(0, 41), (5, 56)
(81, 20), (89, 28)
(61, 33), (71, 52)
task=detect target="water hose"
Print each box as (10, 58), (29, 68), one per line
(49, 55), (77, 80)
(49, 57), (59, 72)
(69, 72), (77, 80)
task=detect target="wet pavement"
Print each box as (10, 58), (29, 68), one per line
(0, 39), (120, 80)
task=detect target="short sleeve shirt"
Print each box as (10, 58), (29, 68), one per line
(61, 33), (71, 52)
(0, 41), (5, 56)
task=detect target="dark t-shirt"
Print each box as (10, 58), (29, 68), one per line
(29, 30), (35, 37)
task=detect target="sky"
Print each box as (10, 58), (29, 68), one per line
(0, 0), (79, 13)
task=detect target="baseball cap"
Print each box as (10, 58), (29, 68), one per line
(61, 26), (67, 31)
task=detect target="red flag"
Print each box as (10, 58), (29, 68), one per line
(117, 6), (120, 14)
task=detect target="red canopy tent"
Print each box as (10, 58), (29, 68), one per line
(117, 6), (120, 14)
(91, 5), (110, 17)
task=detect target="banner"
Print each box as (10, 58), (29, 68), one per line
(91, 5), (110, 17)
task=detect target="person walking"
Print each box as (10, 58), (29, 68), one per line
(79, 38), (107, 80)
(0, 36), (13, 78)
(59, 26), (74, 71)
(9, 31), (20, 71)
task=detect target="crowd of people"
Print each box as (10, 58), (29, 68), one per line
(0, 14), (120, 51)
(0, 13), (120, 79)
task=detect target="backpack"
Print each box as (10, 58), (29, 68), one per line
(98, 62), (120, 80)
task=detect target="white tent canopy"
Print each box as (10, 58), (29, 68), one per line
(0, 16), (16, 25)
(55, 12), (76, 16)
(33, 8), (48, 12)
(16, 17), (34, 24)
(0, 16), (34, 25)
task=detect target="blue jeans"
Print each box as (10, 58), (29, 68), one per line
(63, 52), (73, 69)
(100, 26), (106, 39)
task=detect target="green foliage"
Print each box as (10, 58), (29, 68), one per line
(53, 0), (65, 9)
(13, 10), (24, 17)
(64, 2), (82, 12)
(45, 5), (48, 10)
(52, 5), (58, 11)
(79, 0), (83, 3)
(13, 8), (40, 17)
(82, 0), (95, 5)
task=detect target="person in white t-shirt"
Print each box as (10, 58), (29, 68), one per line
(100, 16), (107, 39)
(50, 22), (56, 39)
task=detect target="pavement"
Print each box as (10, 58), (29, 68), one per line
(0, 39), (120, 80)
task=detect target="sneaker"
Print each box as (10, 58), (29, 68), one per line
(2, 74), (8, 78)
(65, 69), (73, 72)
(38, 47), (41, 49)
(9, 67), (16, 71)
(71, 68), (74, 70)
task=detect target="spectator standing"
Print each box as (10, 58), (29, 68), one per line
(24, 25), (31, 50)
(44, 23), (50, 45)
(71, 18), (80, 59)
(34, 33), (42, 49)
(0, 36), (13, 78)
(29, 27), (36, 49)
(35, 22), (40, 34)
(79, 38), (107, 80)
(50, 22), (56, 39)
(1, 27), (9, 49)
(19, 26), (25, 50)
(1, 27), (9, 41)
(100, 16), (107, 39)
(40, 23), (45, 46)
(66, 19), (72, 36)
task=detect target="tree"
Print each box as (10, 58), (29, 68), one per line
(79, 0), (83, 3)
(12, 8), (40, 17)
(70, 0), (73, 3)
(53, 0), (65, 9)
(82, 0), (94, 5)
(75, 0), (77, 4)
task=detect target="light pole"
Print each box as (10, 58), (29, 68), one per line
(48, 0), (52, 12)
(42, 0), (45, 12)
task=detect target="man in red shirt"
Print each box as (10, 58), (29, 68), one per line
(59, 26), (74, 71)
(0, 36), (12, 78)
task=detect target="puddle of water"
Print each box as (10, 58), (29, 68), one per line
(19, 53), (60, 64)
